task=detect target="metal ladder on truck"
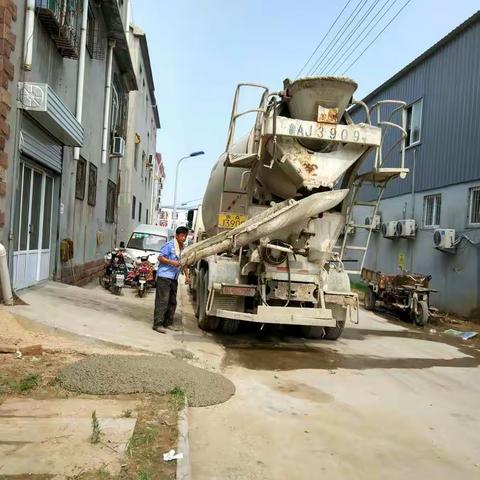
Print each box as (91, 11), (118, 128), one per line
(339, 100), (409, 275)
(216, 84), (270, 235)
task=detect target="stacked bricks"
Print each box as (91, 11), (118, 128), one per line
(0, 0), (16, 227)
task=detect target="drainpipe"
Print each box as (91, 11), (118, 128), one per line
(101, 39), (115, 165)
(124, 0), (131, 45)
(73, 0), (89, 162)
(410, 149), (417, 272)
(23, 0), (35, 70)
(0, 244), (14, 305)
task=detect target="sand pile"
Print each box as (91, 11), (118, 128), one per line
(57, 354), (235, 407)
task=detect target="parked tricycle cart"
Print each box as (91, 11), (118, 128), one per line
(361, 268), (438, 326)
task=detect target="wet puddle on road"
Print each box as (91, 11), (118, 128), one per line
(221, 327), (480, 372)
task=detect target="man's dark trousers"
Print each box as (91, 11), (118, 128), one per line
(153, 277), (178, 329)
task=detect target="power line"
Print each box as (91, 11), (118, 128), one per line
(342, 0), (414, 75)
(329, 0), (398, 75)
(318, 0), (385, 75)
(296, 0), (354, 78)
(307, 0), (370, 76)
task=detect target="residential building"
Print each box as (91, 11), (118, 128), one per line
(150, 152), (166, 226)
(349, 12), (480, 317)
(0, 0), (142, 292)
(117, 23), (160, 244)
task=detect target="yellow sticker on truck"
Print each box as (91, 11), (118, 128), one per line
(218, 213), (248, 229)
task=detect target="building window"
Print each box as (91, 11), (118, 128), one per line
(139, 202), (142, 222)
(146, 208), (149, 224)
(105, 180), (116, 223)
(141, 151), (145, 182)
(75, 157), (86, 200)
(468, 186), (480, 225)
(86, 4), (96, 57)
(423, 194), (441, 228)
(132, 195), (136, 220)
(406, 99), (423, 146)
(87, 163), (97, 207)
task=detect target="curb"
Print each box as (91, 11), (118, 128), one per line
(176, 395), (192, 480)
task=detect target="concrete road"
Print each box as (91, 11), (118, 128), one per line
(11, 281), (480, 479)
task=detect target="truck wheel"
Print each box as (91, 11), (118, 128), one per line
(411, 300), (429, 326)
(221, 318), (240, 335)
(194, 271), (203, 319)
(364, 287), (376, 311)
(323, 321), (345, 340)
(198, 270), (220, 331)
(299, 326), (324, 339)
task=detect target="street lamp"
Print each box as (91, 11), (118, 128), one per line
(172, 151), (205, 231)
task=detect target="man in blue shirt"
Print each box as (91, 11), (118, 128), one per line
(153, 226), (190, 333)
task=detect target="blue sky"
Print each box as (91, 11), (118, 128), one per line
(131, 0), (478, 207)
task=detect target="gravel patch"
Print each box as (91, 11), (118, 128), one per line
(170, 348), (196, 360)
(57, 355), (235, 407)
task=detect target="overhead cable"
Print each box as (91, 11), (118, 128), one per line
(296, 0), (354, 78)
(342, 0), (414, 75)
(307, 0), (370, 76)
(328, 0), (398, 75)
(318, 0), (385, 75)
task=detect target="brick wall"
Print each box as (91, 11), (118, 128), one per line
(0, 0), (16, 229)
(60, 259), (105, 286)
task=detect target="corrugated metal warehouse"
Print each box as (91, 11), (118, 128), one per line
(349, 11), (480, 318)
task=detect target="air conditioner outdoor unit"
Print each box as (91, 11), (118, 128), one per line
(381, 221), (398, 238)
(433, 228), (455, 249)
(396, 219), (417, 238)
(111, 136), (125, 157)
(147, 154), (153, 169)
(365, 214), (381, 231)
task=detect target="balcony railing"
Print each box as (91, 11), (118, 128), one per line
(36, 0), (80, 58)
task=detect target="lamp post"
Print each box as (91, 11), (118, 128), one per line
(172, 151), (205, 231)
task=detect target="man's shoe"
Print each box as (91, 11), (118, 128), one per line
(153, 326), (167, 334)
(166, 325), (182, 331)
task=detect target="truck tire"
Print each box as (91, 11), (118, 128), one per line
(197, 270), (220, 331)
(299, 326), (324, 339)
(221, 318), (240, 335)
(364, 287), (376, 311)
(323, 321), (345, 340)
(194, 270), (203, 319)
(411, 300), (429, 326)
(324, 303), (347, 340)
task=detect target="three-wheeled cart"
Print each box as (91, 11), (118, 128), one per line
(361, 268), (437, 326)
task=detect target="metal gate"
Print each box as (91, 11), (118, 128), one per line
(12, 162), (54, 289)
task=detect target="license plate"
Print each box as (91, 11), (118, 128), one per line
(116, 274), (125, 286)
(217, 213), (248, 229)
(139, 279), (146, 285)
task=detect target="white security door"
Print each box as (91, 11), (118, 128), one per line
(13, 163), (54, 290)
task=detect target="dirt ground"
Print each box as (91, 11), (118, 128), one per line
(0, 310), (179, 480)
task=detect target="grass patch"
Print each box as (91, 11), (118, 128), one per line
(350, 280), (368, 301)
(120, 396), (177, 480)
(127, 426), (159, 456)
(0, 373), (40, 393)
(137, 469), (153, 480)
(19, 373), (40, 391)
(91, 410), (102, 444)
(169, 387), (186, 410)
(122, 409), (133, 418)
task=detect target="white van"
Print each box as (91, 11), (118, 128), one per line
(122, 224), (171, 263)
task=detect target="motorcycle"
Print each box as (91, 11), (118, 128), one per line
(99, 249), (130, 295)
(127, 255), (156, 297)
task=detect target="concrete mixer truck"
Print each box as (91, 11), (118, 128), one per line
(182, 76), (409, 339)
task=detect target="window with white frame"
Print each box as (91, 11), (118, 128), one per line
(468, 186), (480, 225)
(423, 194), (441, 227)
(406, 99), (423, 146)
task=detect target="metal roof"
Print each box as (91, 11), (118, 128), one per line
(358, 10), (480, 105)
